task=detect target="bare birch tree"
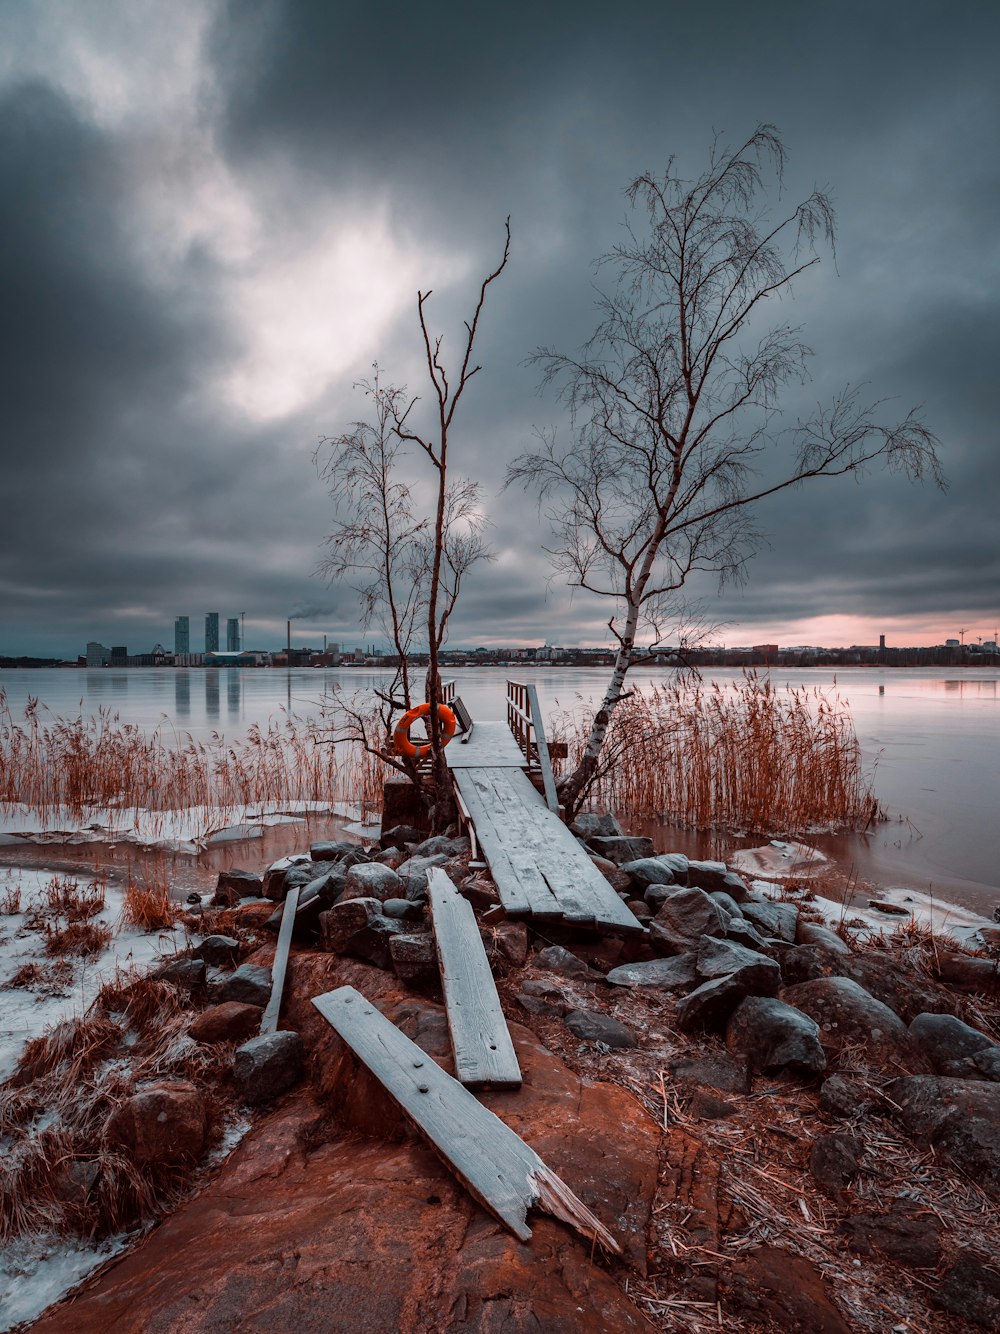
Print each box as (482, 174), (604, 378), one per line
(507, 126), (943, 819)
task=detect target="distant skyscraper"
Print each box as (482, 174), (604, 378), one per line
(174, 616), (190, 655)
(205, 612), (219, 653)
(226, 617), (240, 652)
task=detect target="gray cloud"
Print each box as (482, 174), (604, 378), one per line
(1, 1), (998, 658)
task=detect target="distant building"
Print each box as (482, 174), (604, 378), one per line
(85, 641), (110, 667)
(205, 612), (220, 653)
(110, 646), (128, 663)
(174, 616), (190, 655)
(226, 617), (240, 652)
(945, 639), (960, 648)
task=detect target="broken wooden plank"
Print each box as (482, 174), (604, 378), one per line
(451, 779), (480, 861)
(455, 769), (564, 918)
(444, 721), (526, 768)
(427, 867), (521, 1089)
(311, 984), (620, 1254)
(261, 885), (299, 1034)
(524, 682), (560, 815)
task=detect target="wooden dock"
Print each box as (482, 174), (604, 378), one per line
(445, 683), (644, 935)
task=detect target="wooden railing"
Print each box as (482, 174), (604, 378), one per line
(506, 681), (560, 813)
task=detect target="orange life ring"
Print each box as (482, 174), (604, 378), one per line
(392, 702), (457, 760)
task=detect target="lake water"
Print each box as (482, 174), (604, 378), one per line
(1, 665), (998, 913)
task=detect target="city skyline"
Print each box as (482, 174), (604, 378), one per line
(1, 3), (998, 658)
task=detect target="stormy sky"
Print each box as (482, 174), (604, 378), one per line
(2, 0), (998, 658)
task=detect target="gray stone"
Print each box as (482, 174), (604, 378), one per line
(263, 860), (315, 902)
(836, 1208), (944, 1269)
(104, 1079), (207, 1165)
(726, 996), (827, 1074)
(341, 862), (403, 903)
(725, 917), (773, 953)
(233, 1030), (304, 1105)
(696, 937), (781, 995)
(381, 897), (424, 921)
(780, 944), (841, 985)
(819, 1074), (872, 1119)
(620, 857), (678, 889)
(909, 1012), (997, 1077)
(810, 1132), (863, 1193)
(319, 898), (405, 970)
(565, 1009), (639, 1048)
(310, 840), (359, 860)
(589, 835), (655, 865)
(709, 891), (745, 921)
(741, 899), (799, 942)
(796, 921), (851, 955)
(669, 1053), (751, 1095)
(516, 978), (570, 1017)
(781, 976), (926, 1072)
(675, 974), (750, 1032)
(643, 883), (675, 912)
(533, 944), (595, 980)
(649, 886), (728, 953)
(605, 954), (697, 990)
(378, 824), (424, 850)
(195, 935), (240, 967)
(973, 1047), (1000, 1081)
(412, 834), (470, 858)
(889, 1076), (1000, 1199)
(934, 950), (1000, 994)
(212, 868), (262, 905)
(934, 1252), (1000, 1329)
(154, 957), (207, 991)
(840, 954), (960, 1024)
(569, 812), (624, 841)
(687, 861), (748, 900)
(220, 962), (272, 1007)
(388, 932), (439, 986)
(396, 852), (451, 899)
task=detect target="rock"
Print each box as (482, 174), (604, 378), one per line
(676, 975), (751, 1032)
(412, 834), (469, 858)
(516, 978), (570, 1017)
(263, 860), (315, 902)
(624, 899), (652, 923)
(588, 834), (655, 864)
(688, 1089), (739, 1119)
(212, 868), (262, 906)
(796, 920), (851, 955)
(564, 1009), (639, 1048)
(836, 1207), (944, 1268)
(696, 937), (781, 995)
(220, 962), (272, 1007)
(378, 823), (424, 850)
(643, 883), (674, 912)
(619, 857), (678, 889)
(781, 976), (926, 1072)
(532, 944), (595, 980)
(319, 898), (405, 970)
(153, 957), (207, 991)
(820, 1074), (872, 1119)
(605, 954), (697, 989)
(483, 920), (529, 967)
(569, 811), (623, 841)
(396, 852), (451, 900)
(381, 897), (423, 921)
(889, 1076), (1000, 1198)
(233, 1031), (304, 1105)
(933, 950), (1000, 994)
(973, 1047), (1000, 1080)
(726, 996), (826, 1074)
(341, 862), (403, 903)
(194, 935), (240, 967)
(388, 932), (439, 987)
(50, 1159), (101, 1209)
(780, 944), (841, 984)
(458, 875), (502, 910)
(189, 1001), (263, 1044)
(724, 916), (773, 953)
(374, 847), (403, 868)
(909, 1011), (997, 1077)
(934, 1252), (1000, 1328)
(741, 898), (799, 942)
(669, 1053), (751, 1095)
(310, 840), (360, 860)
(839, 954), (960, 1024)
(104, 1080), (207, 1166)
(649, 886), (728, 953)
(722, 1245), (854, 1334)
(687, 861), (748, 899)
(709, 890), (744, 921)
(809, 1131), (862, 1192)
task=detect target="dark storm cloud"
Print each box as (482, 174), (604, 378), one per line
(2, 1), (998, 656)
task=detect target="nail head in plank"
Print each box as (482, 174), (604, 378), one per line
(311, 985), (620, 1254)
(427, 867), (521, 1089)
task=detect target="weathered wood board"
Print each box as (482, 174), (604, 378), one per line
(444, 721), (526, 768)
(427, 868), (521, 1089)
(453, 765), (644, 934)
(311, 984), (620, 1253)
(261, 885), (299, 1034)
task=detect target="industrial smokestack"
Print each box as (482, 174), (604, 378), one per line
(287, 620), (291, 653)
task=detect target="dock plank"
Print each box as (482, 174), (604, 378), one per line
(311, 984), (620, 1253)
(445, 721), (526, 769)
(455, 769), (564, 917)
(261, 885), (299, 1034)
(427, 868), (521, 1089)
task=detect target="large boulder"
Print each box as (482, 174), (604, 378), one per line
(619, 857), (678, 890)
(695, 936), (781, 995)
(395, 852), (451, 900)
(319, 898), (405, 970)
(781, 976), (928, 1073)
(233, 1031), (304, 1105)
(104, 1080), (207, 1166)
(740, 898), (798, 942)
(726, 996), (826, 1074)
(263, 857), (315, 902)
(341, 862), (403, 903)
(588, 835), (655, 865)
(839, 953), (960, 1024)
(220, 963), (272, 1008)
(605, 955), (697, 990)
(212, 867), (263, 906)
(934, 1252), (1000, 1329)
(676, 975), (752, 1032)
(686, 860), (749, 899)
(649, 887), (728, 954)
(889, 1076), (1000, 1198)
(189, 1002), (262, 1045)
(796, 920), (851, 955)
(932, 950), (1000, 995)
(909, 1012), (998, 1077)
(569, 812), (624, 841)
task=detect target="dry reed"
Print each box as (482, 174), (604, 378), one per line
(121, 878), (176, 931)
(552, 671), (883, 836)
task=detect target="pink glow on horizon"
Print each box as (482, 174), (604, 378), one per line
(718, 612), (1000, 650)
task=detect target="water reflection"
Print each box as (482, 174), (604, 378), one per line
(205, 671), (219, 721)
(174, 672), (190, 719)
(227, 670), (241, 720)
(85, 671), (129, 697)
(941, 679), (997, 696)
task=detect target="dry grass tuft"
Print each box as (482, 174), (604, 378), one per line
(95, 970), (184, 1029)
(121, 878), (176, 931)
(1, 884), (22, 913)
(43, 918), (114, 957)
(552, 670), (882, 836)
